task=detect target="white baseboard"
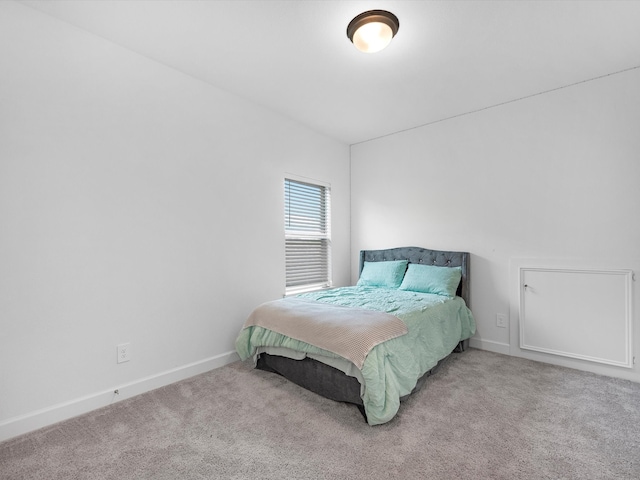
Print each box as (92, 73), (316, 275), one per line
(470, 338), (640, 383)
(468, 337), (511, 355)
(0, 350), (240, 443)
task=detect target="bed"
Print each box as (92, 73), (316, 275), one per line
(235, 246), (475, 425)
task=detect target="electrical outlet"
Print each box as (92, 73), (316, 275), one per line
(496, 314), (508, 328)
(117, 343), (131, 363)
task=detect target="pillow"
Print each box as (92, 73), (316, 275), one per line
(399, 264), (462, 297)
(356, 260), (408, 288)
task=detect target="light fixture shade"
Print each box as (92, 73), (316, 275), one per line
(347, 10), (399, 53)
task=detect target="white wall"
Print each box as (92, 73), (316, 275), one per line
(351, 67), (640, 383)
(0, 2), (350, 440)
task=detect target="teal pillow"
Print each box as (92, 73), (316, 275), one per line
(399, 264), (462, 297)
(356, 260), (408, 288)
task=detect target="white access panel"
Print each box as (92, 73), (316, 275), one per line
(519, 268), (633, 368)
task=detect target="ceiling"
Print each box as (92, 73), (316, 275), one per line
(20, 0), (640, 145)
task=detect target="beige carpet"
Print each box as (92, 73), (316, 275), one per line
(1, 349), (639, 479)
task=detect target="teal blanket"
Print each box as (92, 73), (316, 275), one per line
(235, 286), (475, 425)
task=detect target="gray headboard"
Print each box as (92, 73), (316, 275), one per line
(359, 246), (470, 306)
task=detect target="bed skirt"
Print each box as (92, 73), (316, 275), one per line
(256, 339), (468, 420)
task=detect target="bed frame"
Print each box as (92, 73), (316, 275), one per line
(256, 246), (471, 419)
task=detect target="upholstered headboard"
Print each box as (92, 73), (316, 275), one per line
(359, 246), (470, 306)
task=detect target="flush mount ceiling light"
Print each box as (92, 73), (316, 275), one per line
(346, 10), (399, 53)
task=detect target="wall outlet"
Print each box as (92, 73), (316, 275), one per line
(496, 314), (508, 328)
(117, 343), (131, 363)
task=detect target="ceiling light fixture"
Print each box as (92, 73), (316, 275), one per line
(346, 10), (399, 53)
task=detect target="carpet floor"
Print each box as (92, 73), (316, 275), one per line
(1, 349), (639, 479)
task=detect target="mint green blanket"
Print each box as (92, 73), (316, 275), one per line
(235, 286), (475, 425)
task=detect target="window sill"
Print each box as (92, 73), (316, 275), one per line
(284, 284), (333, 297)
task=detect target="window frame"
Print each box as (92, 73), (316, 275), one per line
(284, 176), (332, 295)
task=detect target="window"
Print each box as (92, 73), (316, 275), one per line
(284, 177), (331, 294)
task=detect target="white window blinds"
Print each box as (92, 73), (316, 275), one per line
(284, 178), (331, 293)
